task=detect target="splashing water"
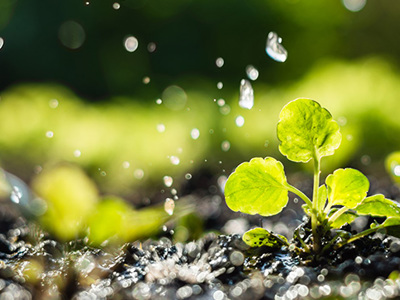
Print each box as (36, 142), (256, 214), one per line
(235, 115), (245, 127)
(163, 176), (173, 187)
(1, 171), (47, 218)
(266, 32), (288, 62)
(124, 36), (139, 52)
(164, 198), (175, 215)
(190, 128), (200, 140)
(246, 65), (259, 81)
(239, 79), (254, 109)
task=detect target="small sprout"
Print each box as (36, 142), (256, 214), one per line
(225, 98), (400, 255)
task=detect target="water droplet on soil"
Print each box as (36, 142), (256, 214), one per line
(239, 79), (254, 109)
(266, 31), (288, 62)
(164, 198), (175, 215)
(246, 65), (259, 81)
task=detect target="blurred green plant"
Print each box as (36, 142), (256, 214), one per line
(30, 164), (193, 245)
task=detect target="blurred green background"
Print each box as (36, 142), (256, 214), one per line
(2, 0), (400, 242)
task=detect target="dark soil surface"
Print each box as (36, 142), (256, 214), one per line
(1, 170), (400, 299)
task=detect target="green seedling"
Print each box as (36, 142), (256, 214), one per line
(225, 98), (400, 254)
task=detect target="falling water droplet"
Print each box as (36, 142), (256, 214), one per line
(394, 165), (400, 177)
(170, 156), (180, 165)
(134, 169), (144, 179)
(142, 76), (150, 84)
(163, 176), (173, 187)
(218, 175), (227, 193)
(191, 128), (200, 140)
(342, 0), (366, 12)
(217, 99), (225, 107)
(0, 37), (4, 50)
(185, 173), (192, 180)
(73, 150), (81, 157)
(124, 36), (139, 52)
(235, 115), (245, 127)
(122, 161), (130, 168)
(156, 123), (166, 133)
(246, 65), (259, 81)
(239, 79), (254, 109)
(147, 42), (156, 52)
(219, 105), (231, 115)
(164, 198), (175, 216)
(58, 21), (86, 50)
(113, 2), (120, 9)
(3, 171), (47, 218)
(266, 32), (288, 62)
(46, 131), (54, 138)
(215, 57), (224, 68)
(156, 98), (162, 105)
(49, 99), (59, 108)
(217, 82), (223, 89)
(221, 140), (231, 152)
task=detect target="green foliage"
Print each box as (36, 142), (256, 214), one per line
(225, 98), (400, 254)
(31, 164), (191, 244)
(277, 99), (341, 162)
(326, 168), (369, 209)
(224, 157), (289, 216)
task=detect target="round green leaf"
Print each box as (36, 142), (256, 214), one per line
(326, 168), (369, 209)
(277, 98), (341, 162)
(356, 194), (400, 218)
(243, 227), (289, 248)
(224, 157), (289, 216)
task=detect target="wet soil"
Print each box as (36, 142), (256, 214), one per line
(1, 171), (400, 299)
